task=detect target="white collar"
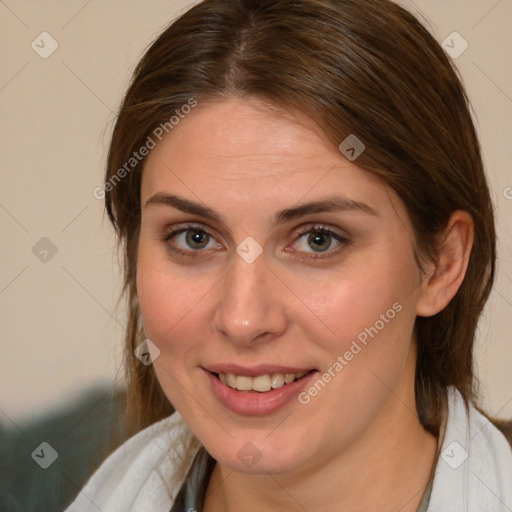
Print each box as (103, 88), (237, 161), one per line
(428, 388), (512, 510)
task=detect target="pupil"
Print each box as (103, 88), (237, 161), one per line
(186, 230), (209, 249)
(308, 231), (331, 252)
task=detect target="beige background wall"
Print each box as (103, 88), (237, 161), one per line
(1, 0), (511, 427)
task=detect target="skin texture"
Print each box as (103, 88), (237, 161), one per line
(137, 97), (473, 511)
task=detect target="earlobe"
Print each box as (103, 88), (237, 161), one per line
(416, 210), (474, 317)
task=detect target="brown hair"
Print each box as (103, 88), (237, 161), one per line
(105, 0), (496, 437)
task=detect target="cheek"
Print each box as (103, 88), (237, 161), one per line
(136, 247), (213, 413)
(136, 244), (209, 358)
(298, 243), (419, 358)
(291, 254), (418, 436)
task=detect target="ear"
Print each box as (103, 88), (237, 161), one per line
(416, 210), (474, 317)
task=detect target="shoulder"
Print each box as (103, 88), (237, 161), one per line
(64, 411), (200, 512)
(428, 388), (512, 511)
(488, 416), (512, 447)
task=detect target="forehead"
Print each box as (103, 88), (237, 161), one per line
(140, 97), (404, 224)
(144, 98), (337, 175)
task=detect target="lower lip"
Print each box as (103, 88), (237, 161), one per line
(205, 370), (317, 415)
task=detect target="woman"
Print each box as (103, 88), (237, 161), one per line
(66, 0), (512, 510)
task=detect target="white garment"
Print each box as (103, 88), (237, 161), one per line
(65, 388), (512, 512)
(428, 390), (512, 511)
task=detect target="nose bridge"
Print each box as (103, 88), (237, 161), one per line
(213, 254), (287, 344)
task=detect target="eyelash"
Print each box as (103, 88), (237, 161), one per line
(162, 223), (219, 259)
(162, 223), (350, 260)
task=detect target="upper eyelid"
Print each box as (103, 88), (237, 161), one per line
(164, 222), (346, 240)
(295, 224), (347, 237)
(164, 222), (216, 237)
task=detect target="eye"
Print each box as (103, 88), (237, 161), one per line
(292, 226), (348, 255)
(164, 226), (221, 252)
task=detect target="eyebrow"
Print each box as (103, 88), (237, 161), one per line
(144, 193), (378, 225)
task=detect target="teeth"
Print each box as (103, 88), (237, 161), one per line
(253, 374), (272, 392)
(227, 373), (237, 388)
(219, 371), (309, 392)
(270, 373), (285, 388)
(236, 376), (253, 391)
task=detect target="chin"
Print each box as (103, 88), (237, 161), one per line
(204, 433), (309, 475)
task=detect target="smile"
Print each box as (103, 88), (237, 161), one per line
(204, 366), (318, 415)
(217, 371), (310, 392)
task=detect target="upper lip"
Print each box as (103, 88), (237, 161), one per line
(204, 364), (316, 377)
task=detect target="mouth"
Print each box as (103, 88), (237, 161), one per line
(203, 365), (318, 415)
(214, 370), (314, 393)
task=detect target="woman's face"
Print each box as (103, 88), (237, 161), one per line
(137, 97), (425, 474)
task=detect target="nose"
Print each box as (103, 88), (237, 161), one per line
(213, 253), (288, 347)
